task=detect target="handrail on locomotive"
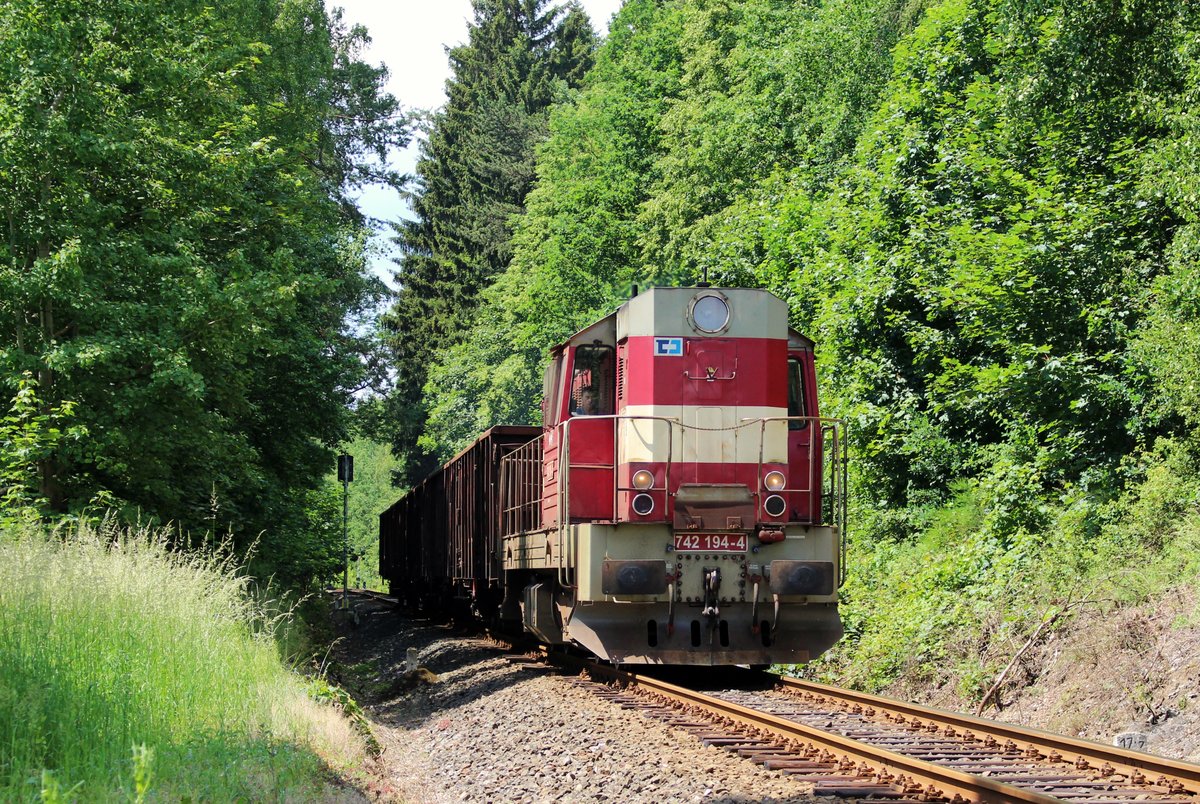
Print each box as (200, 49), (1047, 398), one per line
(499, 413), (847, 586)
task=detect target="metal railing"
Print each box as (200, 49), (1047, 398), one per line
(559, 414), (676, 527)
(499, 436), (543, 538)
(498, 414), (848, 585)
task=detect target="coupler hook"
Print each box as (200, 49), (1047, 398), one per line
(702, 568), (721, 643)
(749, 576), (762, 634)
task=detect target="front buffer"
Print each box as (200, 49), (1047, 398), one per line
(561, 523), (843, 665)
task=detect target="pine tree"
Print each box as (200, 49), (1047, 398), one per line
(381, 0), (596, 482)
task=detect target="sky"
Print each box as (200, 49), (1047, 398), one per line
(331, 1), (626, 283)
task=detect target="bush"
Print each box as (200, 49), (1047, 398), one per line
(797, 437), (1200, 703)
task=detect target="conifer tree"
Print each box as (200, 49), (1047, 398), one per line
(381, 0), (596, 482)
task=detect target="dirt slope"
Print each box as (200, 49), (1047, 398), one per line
(885, 585), (1200, 761)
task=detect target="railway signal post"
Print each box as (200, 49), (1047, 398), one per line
(337, 453), (354, 609)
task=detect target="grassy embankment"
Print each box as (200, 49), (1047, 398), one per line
(0, 520), (367, 801)
(807, 440), (1200, 704)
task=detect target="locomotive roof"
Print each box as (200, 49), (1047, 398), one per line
(551, 286), (814, 351)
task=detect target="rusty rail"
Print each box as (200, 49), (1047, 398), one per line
(556, 656), (1199, 803)
(776, 676), (1200, 798)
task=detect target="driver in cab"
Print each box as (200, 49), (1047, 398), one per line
(573, 386), (599, 416)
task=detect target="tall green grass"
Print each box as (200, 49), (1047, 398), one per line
(0, 520), (364, 801)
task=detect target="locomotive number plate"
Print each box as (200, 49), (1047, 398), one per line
(674, 533), (747, 553)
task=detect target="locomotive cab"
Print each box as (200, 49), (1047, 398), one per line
(500, 286), (845, 665)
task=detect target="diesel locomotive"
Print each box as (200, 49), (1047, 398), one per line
(379, 286), (846, 666)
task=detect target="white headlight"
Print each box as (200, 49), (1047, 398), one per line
(764, 471), (786, 491)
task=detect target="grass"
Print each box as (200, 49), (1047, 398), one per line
(0, 519), (367, 801)
(796, 438), (1200, 700)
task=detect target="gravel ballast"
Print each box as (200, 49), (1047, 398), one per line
(331, 598), (821, 803)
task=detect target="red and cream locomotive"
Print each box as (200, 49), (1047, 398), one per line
(380, 286), (845, 666)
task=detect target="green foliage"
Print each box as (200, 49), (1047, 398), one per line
(306, 676), (381, 756)
(805, 442), (1200, 696)
(323, 433), (405, 589)
(638, 0), (918, 285)
(381, 0), (596, 480)
(0, 373), (81, 526)
(0, 520), (366, 800)
(250, 481), (345, 591)
(0, 0), (407, 585)
(804, 0), (1177, 509)
(130, 744), (153, 804)
(1135, 3), (1200, 442)
(1116, 439), (1200, 551)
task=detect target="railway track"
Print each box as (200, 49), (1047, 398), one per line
(556, 659), (1200, 803)
(337, 587), (398, 605)
(340, 591), (1200, 802)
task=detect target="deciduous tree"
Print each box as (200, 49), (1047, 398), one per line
(0, 0), (408, 583)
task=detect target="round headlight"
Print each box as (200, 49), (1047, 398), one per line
(692, 294), (729, 333)
(632, 493), (655, 516)
(764, 494), (787, 517)
(764, 471), (786, 491)
(632, 469), (655, 490)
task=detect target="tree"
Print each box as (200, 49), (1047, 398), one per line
(0, 373), (81, 527)
(0, 0), (409, 576)
(380, 0), (596, 481)
(799, 0), (1180, 507)
(1135, 3), (1200, 444)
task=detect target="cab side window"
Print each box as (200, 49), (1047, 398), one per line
(542, 352), (565, 425)
(787, 358), (808, 430)
(571, 345), (615, 416)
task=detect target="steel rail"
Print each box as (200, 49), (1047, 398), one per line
(565, 660), (1064, 803)
(330, 587), (397, 605)
(779, 677), (1200, 795)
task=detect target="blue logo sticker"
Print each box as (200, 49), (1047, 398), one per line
(654, 337), (683, 356)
